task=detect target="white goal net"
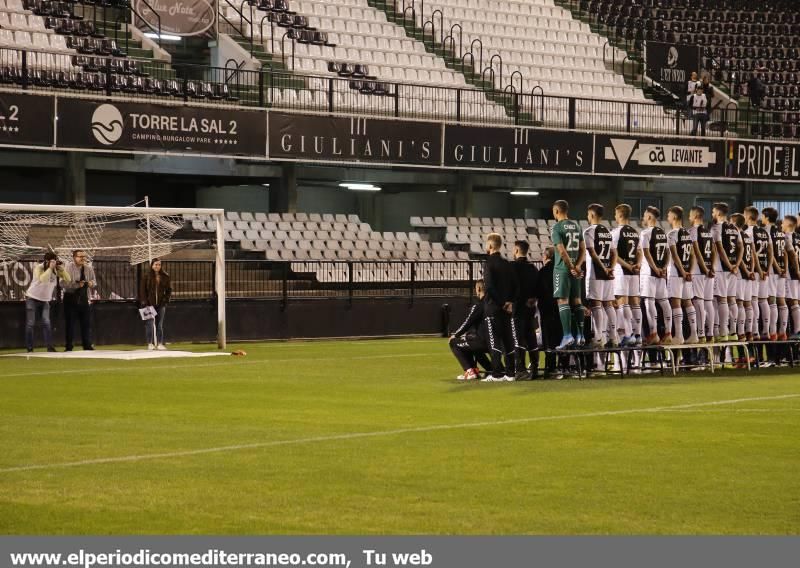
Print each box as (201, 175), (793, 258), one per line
(0, 203), (207, 265)
(0, 202), (227, 348)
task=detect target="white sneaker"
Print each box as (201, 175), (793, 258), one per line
(503, 375), (515, 382)
(672, 334), (685, 346)
(147, 344), (155, 351)
(687, 334), (699, 344)
(481, 375), (506, 382)
(157, 344), (167, 351)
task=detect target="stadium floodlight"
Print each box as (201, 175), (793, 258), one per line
(0, 202), (227, 348)
(338, 183), (381, 191)
(510, 191), (540, 196)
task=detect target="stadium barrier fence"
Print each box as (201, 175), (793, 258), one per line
(1, 47), (798, 141)
(0, 259), (484, 305)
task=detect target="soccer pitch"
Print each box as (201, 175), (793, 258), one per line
(1, 338), (798, 535)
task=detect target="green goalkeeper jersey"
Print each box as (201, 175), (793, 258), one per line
(552, 219), (583, 271)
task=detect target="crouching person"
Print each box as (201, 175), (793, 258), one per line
(450, 280), (492, 381)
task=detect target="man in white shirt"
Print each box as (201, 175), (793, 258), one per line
(690, 85), (709, 136)
(25, 251), (71, 353)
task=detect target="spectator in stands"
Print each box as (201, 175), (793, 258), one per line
(534, 246), (561, 378)
(450, 280), (492, 381)
(62, 249), (96, 351)
(481, 233), (518, 382)
(25, 252), (71, 353)
(686, 71), (700, 114)
(748, 73), (765, 108)
(701, 75), (715, 116)
(139, 258), (172, 351)
(690, 85), (709, 136)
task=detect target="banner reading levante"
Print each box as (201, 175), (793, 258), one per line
(725, 139), (800, 181)
(134, 0), (217, 38)
(56, 98), (266, 157)
(594, 133), (725, 177)
(268, 112), (442, 166)
(443, 124), (593, 172)
(0, 92), (54, 147)
(645, 41), (700, 95)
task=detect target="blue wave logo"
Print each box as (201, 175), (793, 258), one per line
(91, 104), (124, 145)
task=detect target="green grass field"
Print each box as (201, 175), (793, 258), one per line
(1, 338), (799, 535)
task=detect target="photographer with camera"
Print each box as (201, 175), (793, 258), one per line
(24, 251), (71, 353)
(138, 258), (172, 351)
(62, 249), (96, 351)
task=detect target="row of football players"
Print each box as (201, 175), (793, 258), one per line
(550, 200), (800, 351)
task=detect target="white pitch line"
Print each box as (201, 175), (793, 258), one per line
(0, 393), (797, 475)
(0, 352), (441, 379)
(654, 408), (800, 413)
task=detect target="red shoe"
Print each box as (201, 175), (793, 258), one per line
(745, 333), (754, 341)
(769, 333), (778, 341)
(777, 333), (788, 341)
(645, 333), (661, 346)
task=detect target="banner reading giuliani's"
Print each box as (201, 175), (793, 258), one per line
(595, 134), (725, 177)
(725, 139), (800, 181)
(134, 0), (217, 38)
(645, 41), (700, 97)
(269, 112), (442, 166)
(0, 92), (54, 148)
(443, 124), (593, 172)
(56, 98), (266, 157)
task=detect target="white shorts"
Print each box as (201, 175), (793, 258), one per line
(756, 274), (771, 298)
(641, 274), (668, 300)
(786, 279), (799, 300)
(713, 271), (738, 298)
(692, 274), (714, 301)
(613, 273), (640, 297)
(771, 273), (786, 299)
(586, 278), (615, 302)
(667, 276), (693, 300)
(737, 277), (754, 302)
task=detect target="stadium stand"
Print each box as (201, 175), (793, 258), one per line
(0, 0), (239, 99)
(218, 0), (511, 120)
(409, 0), (642, 100)
(571, 0), (800, 137)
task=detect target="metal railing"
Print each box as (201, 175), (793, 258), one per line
(2, 45), (800, 139)
(0, 259), (483, 306)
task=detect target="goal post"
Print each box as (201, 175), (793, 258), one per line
(0, 203), (227, 349)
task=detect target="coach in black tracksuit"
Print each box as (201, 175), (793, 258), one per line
(511, 240), (540, 378)
(535, 247), (561, 376)
(484, 233), (518, 379)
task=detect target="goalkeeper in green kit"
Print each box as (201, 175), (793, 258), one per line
(551, 200), (587, 349)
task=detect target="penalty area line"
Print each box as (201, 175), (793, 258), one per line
(0, 393), (797, 475)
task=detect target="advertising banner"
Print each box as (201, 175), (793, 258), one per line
(724, 139), (800, 181)
(269, 112), (442, 166)
(595, 134), (725, 177)
(443, 124), (593, 172)
(56, 98), (266, 157)
(645, 41), (701, 96)
(0, 92), (55, 147)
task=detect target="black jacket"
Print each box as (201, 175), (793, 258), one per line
(512, 257), (539, 316)
(534, 261), (558, 322)
(483, 252), (517, 315)
(452, 301), (488, 341)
